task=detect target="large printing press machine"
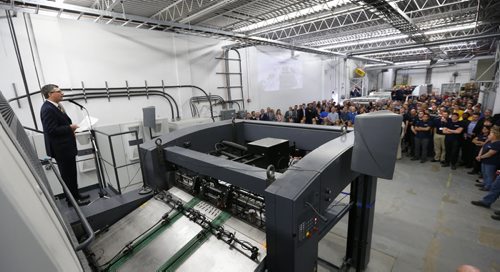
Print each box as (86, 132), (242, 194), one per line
(0, 88), (402, 272)
(84, 111), (402, 272)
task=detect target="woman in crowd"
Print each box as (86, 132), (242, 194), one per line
(474, 126), (500, 191)
(275, 109), (283, 122)
(469, 125), (491, 175)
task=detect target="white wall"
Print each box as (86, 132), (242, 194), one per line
(493, 60), (500, 114)
(245, 47), (321, 111)
(431, 63), (471, 92)
(229, 47), (357, 112)
(367, 63), (473, 93)
(365, 69), (392, 92)
(393, 63), (471, 92)
(0, 14), (230, 128)
(407, 69), (427, 85)
(0, 13), (356, 126)
(381, 69), (394, 90)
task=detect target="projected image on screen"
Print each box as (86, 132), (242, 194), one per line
(258, 54), (303, 92)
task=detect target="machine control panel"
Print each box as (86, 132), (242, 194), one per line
(298, 217), (319, 242)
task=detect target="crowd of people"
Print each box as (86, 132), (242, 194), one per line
(244, 91), (500, 221)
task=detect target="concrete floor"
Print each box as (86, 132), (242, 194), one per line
(318, 156), (500, 272)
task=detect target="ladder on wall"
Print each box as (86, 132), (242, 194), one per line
(350, 77), (365, 96)
(216, 49), (245, 112)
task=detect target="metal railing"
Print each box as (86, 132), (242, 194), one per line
(94, 129), (144, 195)
(46, 159), (95, 251)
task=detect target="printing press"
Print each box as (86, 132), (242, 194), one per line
(87, 112), (402, 272)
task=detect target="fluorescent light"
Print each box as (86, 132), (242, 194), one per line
(55, 0), (64, 3)
(235, 0), (350, 33)
(394, 60), (430, 65)
(360, 47), (430, 56)
(424, 23), (476, 35)
(320, 34), (408, 50)
(439, 41), (478, 51)
(365, 63), (387, 68)
(440, 42), (477, 47)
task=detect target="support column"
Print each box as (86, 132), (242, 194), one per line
(345, 174), (378, 271)
(425, 68), (432, 85)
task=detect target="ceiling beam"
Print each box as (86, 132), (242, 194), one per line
(149, 0), (184, 20)
(0, 0), (392, 64)
(105, 0), (121, 12)
(196, 0), (262, 25)
(179, 0), (237, 24)
(364, 55), (496, 70)
(351, 33), (500, 56)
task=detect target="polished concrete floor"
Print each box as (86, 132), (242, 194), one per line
(319, 156), (500, 272)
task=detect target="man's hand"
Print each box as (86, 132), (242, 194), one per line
(70, 124), (79, 131)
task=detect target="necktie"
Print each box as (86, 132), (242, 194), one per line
(58, 104), (65, 113)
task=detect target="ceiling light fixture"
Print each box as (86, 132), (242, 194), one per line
(359, 47), (430, 57)
(423, 22), (477, 35)
(319, 34), (409, 50)
(394, 60), (431, 66)
(234, 0), (351, 33)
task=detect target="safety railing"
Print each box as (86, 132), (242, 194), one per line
(94, 129), (144, 195)
(46, 159), (95, 251)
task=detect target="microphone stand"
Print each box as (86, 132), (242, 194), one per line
(73, 101), (109, 199)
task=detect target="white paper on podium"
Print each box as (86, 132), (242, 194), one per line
(75, 116), (99, 132)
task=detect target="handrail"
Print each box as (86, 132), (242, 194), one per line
(190, 95), (241, 117)
(23, 126), (43, 134)
(46, 159), (95, 251)
(93, 129), (143, 195)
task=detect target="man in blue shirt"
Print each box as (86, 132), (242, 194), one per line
(412, 112), (432, 163)
(347, 106), (357, 126)
(442, 113), (464, 170)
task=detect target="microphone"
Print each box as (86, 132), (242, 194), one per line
(67, 99), (85, 110)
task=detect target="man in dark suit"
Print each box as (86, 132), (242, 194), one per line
(296, 104), (305, 123)
(40, 84), (90, 206)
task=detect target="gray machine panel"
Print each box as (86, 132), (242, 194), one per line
(220, 109), (236, 120)
(165, 146), (271, 195)
(242, 120), (348, 151)
(351, 111), (402, 179)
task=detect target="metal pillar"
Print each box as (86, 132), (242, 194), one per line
(425, 68), (432, 84)
(345, 174), (377, 271)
